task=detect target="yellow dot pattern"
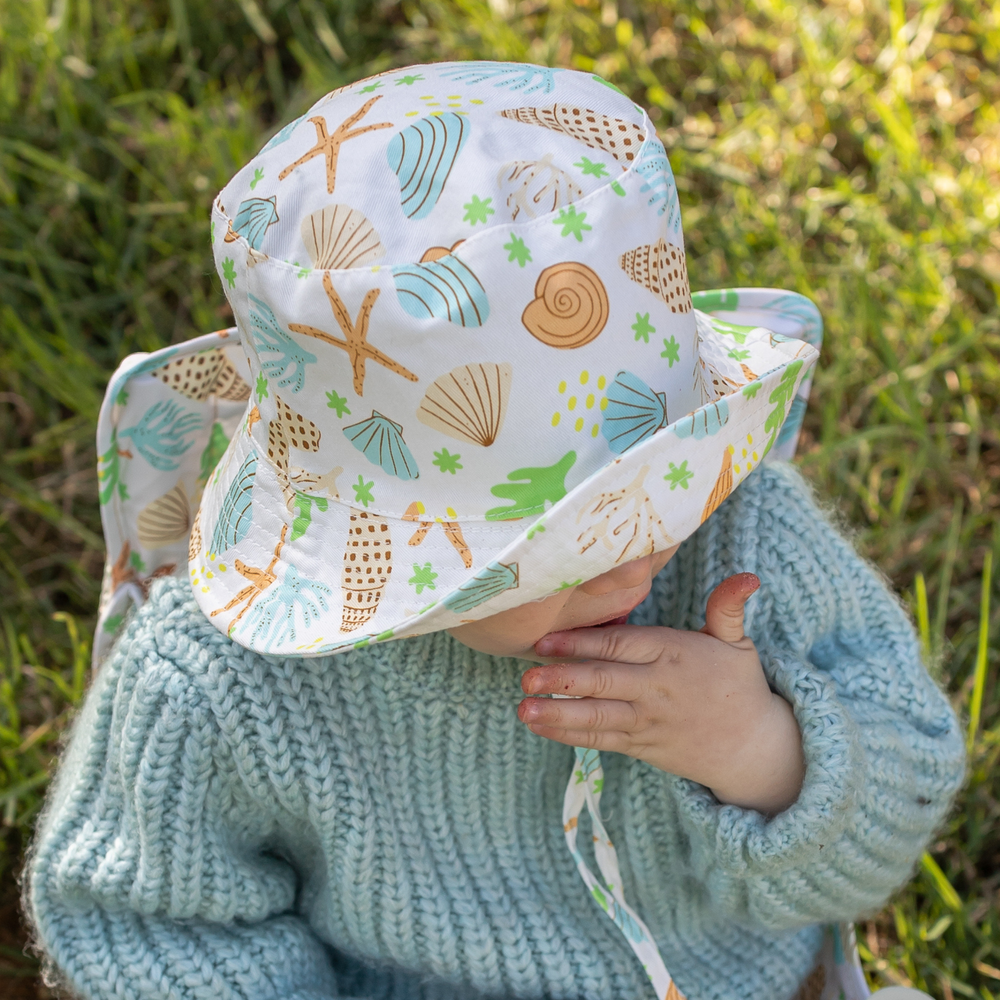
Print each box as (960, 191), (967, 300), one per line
(554, 370), (608, 437)
(732, 433), (760, 477)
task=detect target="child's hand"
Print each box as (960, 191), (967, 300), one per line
(518, 573), (805, 815)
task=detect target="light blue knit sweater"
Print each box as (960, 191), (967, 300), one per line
(27, 463), (964, 1000)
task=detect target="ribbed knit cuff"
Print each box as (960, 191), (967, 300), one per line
(671, 646), (861, 880)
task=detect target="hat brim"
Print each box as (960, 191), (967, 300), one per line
(186, 294), (818, 656)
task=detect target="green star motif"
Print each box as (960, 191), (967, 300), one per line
(255, 373), (268, 400)
(433, 448), (463, 474)
(326, 390), (351, 418)
(129, 550), (146, 573)
(553, 206), (591, 242)
(556, 579), (582, 590)
(352, 475), (375, 507)
(222, 257), (236, 288)
(115, 388), (129, 406)
(660, 335), (680, 367)
(408, 562), (438, 595)
(503, 233), (532, 267)
(664, 460), (693, 490)
(631, 312), (655, 343)
(395, 73), (424, 86)
(728, 347), (751, 361)
(463, 195), (495, 225)
(574, 156), (608, 178)
(250, 167), (264, 190)
(359, 81), (383, 93)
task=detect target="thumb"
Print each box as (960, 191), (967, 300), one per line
(701, 573), (760, 644)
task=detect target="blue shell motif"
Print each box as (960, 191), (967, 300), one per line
(635, 137), (681, 240)
(439, 62), (561, 95)
(233, 197), (279, 251)
(261, 113), (306, 153)
(209, 454), (256, 555)
(387, 113), (470, 220)
(600, 371), (669, 454)
(443, 561), (519, 614)
(762, 293), (824, 348)
(674, 398), (730, 440)
(343, 411), (419, 480)
(248, 294), (317, 393)
(391, 256), (489, 327)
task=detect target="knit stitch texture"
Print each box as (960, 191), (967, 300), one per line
(27, 463), (965, 1000)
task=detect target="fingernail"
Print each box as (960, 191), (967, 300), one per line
(519, 700), (540, 722)
(534, 636), (556, 655)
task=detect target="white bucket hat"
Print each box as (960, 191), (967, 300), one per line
(94, 60), (821, 662)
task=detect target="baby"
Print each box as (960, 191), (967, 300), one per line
(27, 62), (963, 1000)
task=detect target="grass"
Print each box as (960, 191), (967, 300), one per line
(0, 0), (997, 996)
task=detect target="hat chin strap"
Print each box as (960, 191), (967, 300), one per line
(561, 748), (873, 1000)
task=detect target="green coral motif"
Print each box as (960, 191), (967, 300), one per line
(503, 233), (532, 267)
(255, 373), (268, 400)
(97, 431), (128, 505)
(408, 562), (438, 594)
(592, 885), (610, 911)
(198, 422), (230, 484)
(250, 167), (264, 190)
(610, 181), (626, 197)
(433, 448), (463, 474)
(742, 381), (762, 398)
(575, 156), (608, 178)
(557, 579), (581, 590)
(291, 493), (329, 543)
(352, 475), (375, 507)
(761, 360), (804, 461)
(664, 460), (693, 490)
(593, 777), (604, 793)
(102, 613), (124, 635)
(591, 74), (626, 94)
(632, 312), (655, 343)
(486, 451), (576, 521)
(709, 318), (755, 344)
(660, 336), (680, 367)
(553, 206), (591, 241)
(222, 257), (236, 288)
(129, 550), (145, 573)
(326, 390), (351, 418)
(463, 194), (495, 225)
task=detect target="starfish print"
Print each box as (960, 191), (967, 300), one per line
(255, 373), (269, 399)
(353, 475), (375, 507)
(278, 96), (393, 194)
(433, 448), (462, 473)
(631, 312), (655, 343)
(289, 271), (418, 396)
(395, 73), (424, 85)
(211, 524), (287, 635)
(660, 335), (680, 367)
(575, 156), (608, 178)
(663, 460), (693, 490)
(552, 206), (591, 242)
(503, 233), (532, 267)
(359, 81), (383, 93)
(408, 562), (438, 594)
(463, 194), (494, 225)
(325, 389), (351, 417)
(222, 257), (236, 287)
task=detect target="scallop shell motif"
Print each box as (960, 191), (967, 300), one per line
(301, 204), (384, 270)
(600, 371), (668, 454)
(342, 411), (419, 480)
(341, 510), (392, 632)
(522, 262), (609, 349)
(136, 481), (191, 547)
(673, 398), (729, 440)
(443, 561), (519, 615)
(231, 197), (279, 251)
(416, 363), (512, 448)
(209, 454), (257, 556)
(387, 113), (470, 220)
(391, 256), (489, 327)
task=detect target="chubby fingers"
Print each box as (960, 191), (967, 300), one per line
(701, 573), (760, 643)
(534, 623), (668, 664)
(517, 696), (639, 742)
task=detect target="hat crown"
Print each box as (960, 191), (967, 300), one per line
(213, 62), (709, 525)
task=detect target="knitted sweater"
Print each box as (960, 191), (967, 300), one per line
(27, 463), (964, 1000)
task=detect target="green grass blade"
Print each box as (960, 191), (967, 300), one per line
(967, 551), (993, 752)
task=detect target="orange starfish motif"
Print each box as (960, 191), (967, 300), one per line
(289, 272), (418, 396)
(278, 96), (394, 194)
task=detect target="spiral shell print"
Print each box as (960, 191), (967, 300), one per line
(151, 349), (250, 403)
(341, 510), (392, 632)
(619, 238), (692, 314)
(499, 105), (646, 165)
(521, 262), (609, 349)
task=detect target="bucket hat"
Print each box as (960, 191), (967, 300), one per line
(94, 60), (822, 663)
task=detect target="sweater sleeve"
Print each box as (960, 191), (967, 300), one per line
(26, 593), (339, 1000)
(631, 461), (965, 931)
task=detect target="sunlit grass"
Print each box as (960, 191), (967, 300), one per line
(1, 0), (997, 996)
